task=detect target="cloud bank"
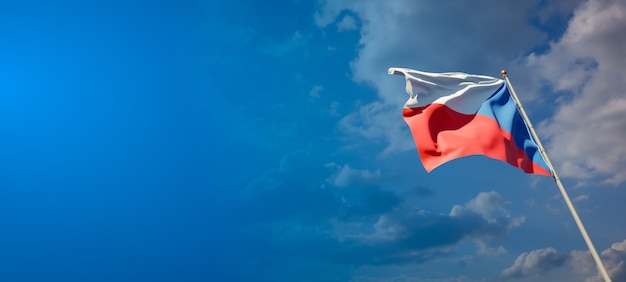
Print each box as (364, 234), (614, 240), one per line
(499, 247), (568, 279)
(528, 0), (626, 184)
(497, 238), (626, 281)
(571, 239), (626, 282)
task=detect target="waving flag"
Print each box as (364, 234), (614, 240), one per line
(389, 68), (552, 176)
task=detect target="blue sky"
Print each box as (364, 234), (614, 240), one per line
(1, 0), (626, 281)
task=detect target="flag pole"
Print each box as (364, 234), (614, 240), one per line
(500, 70), (611, 282)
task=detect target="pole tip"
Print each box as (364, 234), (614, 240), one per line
(501, 70), (508, 77)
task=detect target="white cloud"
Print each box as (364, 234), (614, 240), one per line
(571, 239), (626, 282)
(337, 101), (415, 157)
(449, 191), (525, 231)
(309, 85), (324, 98)
(261, 31), (310, 56)
(574, 194), (590, 202)
(337, 15), (357, 32)
(359, 192), (523, 253)
(499, 247), (568, 279)
(326, 163), (381, 187)
(570, 249), (597, 275)
(449, 191), (525, 252)
(450, 191), (509, 219)
(329, 100), (339, 116)
(527, 0), (626, 184)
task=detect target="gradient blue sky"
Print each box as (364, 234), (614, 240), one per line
(2, 1), (626, 281)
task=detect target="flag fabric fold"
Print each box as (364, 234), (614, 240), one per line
(389, 67), (552, 176)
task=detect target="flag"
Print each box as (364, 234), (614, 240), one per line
(389, 67), (552, 176)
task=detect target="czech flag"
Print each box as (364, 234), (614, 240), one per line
(389, 67), (552, 176)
